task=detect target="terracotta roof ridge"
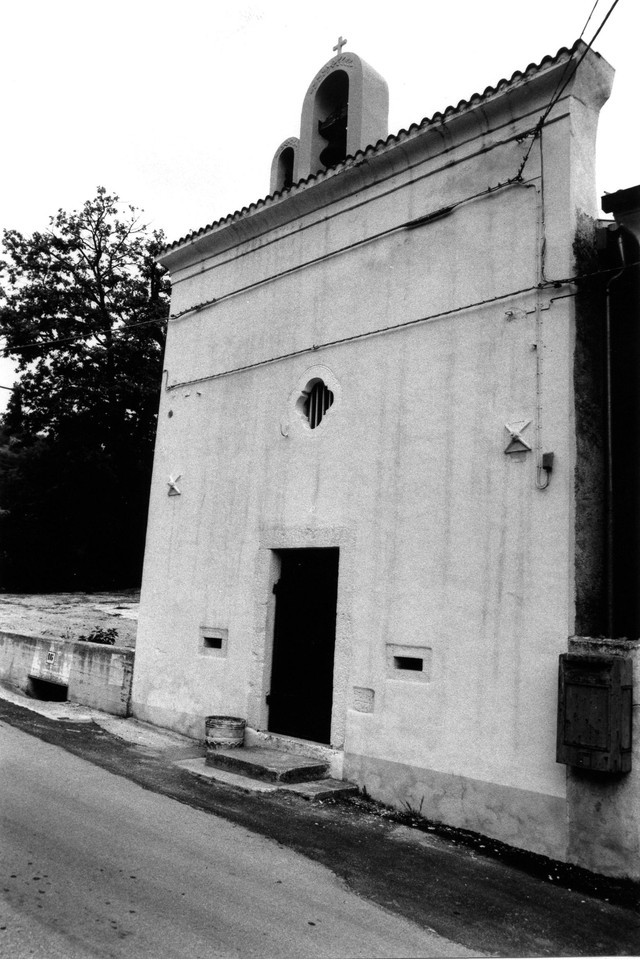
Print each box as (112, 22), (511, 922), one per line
(163, 39), (585, 254)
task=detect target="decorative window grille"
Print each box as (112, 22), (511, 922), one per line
(303, 381), (334, 429)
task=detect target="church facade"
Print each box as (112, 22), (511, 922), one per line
(132, 41), (640, 877)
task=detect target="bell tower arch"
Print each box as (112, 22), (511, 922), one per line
(310, 69), (350, 172)
(269, 45), (389, 190)
(298, 51), (389, 180)
(270, 137), (300, 195)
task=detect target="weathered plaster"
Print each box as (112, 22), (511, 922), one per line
(344, 752), (568, 861)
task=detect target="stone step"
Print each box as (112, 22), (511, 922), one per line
(205, 745), (329, 783)
(281, 778), (359, 801)
(176, 759), (282, 793)
(176, 758), (359, 800)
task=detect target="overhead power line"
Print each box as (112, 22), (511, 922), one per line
(0, 314), (167, 359)
(580, 0), (602, 38)
(516, 0), (621, 180)
(2, 254), (637, 365)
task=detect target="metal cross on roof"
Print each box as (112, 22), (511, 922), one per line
(333, 36), (347, 55)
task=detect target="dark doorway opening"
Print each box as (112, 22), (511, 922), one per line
(27, 677), (68, 701)
(268, 548), (339, 744)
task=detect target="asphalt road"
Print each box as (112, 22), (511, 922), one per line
(0, 721), (472, 959)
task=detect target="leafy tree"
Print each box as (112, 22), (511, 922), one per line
(0, 188), (169, 590)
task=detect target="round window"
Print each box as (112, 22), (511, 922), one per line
(301, 379), (334, 429)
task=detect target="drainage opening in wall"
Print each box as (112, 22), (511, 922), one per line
(27, 677), (69, 701)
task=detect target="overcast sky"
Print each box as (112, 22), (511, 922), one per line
(0, 0), (637, 405)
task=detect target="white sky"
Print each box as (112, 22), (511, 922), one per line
(0, 0), (637, 408)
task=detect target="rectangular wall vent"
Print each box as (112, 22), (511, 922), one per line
(386, 644), (432, 683)
(199, 627), (228, 658)
(394, 656), (423, 671)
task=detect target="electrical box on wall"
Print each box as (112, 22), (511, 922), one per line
(557, 654), (632, 773)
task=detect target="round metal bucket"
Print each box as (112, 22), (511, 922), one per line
(205, 715), (246, 755)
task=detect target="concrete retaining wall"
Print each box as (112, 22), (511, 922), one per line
(0, 630), (134, 717)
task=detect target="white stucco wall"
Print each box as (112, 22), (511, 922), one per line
(132, 46), (614, 863)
